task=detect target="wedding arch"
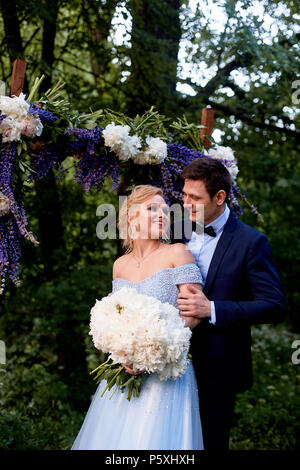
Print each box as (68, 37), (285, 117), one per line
(0, 59), (261, 295)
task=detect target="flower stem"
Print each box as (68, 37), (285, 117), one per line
(100, 366), (124, 397)
(90, 358), (110, 375)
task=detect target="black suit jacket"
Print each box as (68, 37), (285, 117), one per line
(170, 209), (286, 393)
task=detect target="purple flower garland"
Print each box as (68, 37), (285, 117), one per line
(0, 143), (38, 293)
(0, 120), (261, 295)
(25, 129), (249, 218)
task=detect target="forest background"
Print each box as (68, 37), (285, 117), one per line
(0, 0), (299, 450)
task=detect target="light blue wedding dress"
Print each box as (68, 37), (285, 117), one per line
(71, 263), (204, 450)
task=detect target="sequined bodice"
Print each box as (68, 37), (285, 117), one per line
(112, 263), (203, 307)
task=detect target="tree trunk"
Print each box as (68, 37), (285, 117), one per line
(0, 0), (28, 92)
(34, 172), (65, 280)
(0, 0), (23, 61)
(34, 0), (64, 280)
(127, 0), (181, 116)
(40, 0), (59, 93)
(82, 0), (119, 97)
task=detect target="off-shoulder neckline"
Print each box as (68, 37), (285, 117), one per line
(113, 262), (198, 284)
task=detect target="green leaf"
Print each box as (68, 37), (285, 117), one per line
(17, 143), (22, 156)
(18, 160), (26, 172)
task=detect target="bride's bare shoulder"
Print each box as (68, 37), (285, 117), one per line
(113, 254), (131, 279)
(167, 243), (196, 267)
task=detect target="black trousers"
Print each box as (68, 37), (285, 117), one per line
(198, 387), (237, 450)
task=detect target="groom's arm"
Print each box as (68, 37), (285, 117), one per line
(212, 234), (286, 327)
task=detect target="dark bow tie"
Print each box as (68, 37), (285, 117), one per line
(191, 221), (216, 237)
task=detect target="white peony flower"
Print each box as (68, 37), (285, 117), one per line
(102, 122), (130, 149)
(102, 124), (167, 165)
(0, 191), (10, 216)
(0, 115), (43, 142)
(131, 151), (151, 165)
(207, 144), (239, 181)
(89, 287), (191, 380)
(116, 134), (142, 161)
(34, 116), (43, 137)
(227, 164), (239, 181)
(0, 116), (22, 142)
(132, 136), (167, 165)
(207, 145), (235, 161)
(0, 93), (43, 142)
(19, 114), (43, 138)
(0, 93), (30, 119)
(102, 122), (142, 161)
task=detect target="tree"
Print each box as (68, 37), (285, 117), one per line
(126, 0), (181, 115)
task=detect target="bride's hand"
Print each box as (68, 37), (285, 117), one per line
(183, 316), (202, 330)
(122, 364), (143, 375)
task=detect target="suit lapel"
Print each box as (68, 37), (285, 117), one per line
(203, 210), (238, 296)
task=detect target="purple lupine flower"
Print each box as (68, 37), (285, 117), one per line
(0, 143), (39, 294)
(64, 127), (119, 193)
(28, 104), (59, 123)
(110, 163), (120, 190)
(0, 143), (16, 187)
(231, 182), (262, 219)
(0, 217), (10, 293)
(228, 187), (243, 215)
(6, 216), (21, 285)
(28, 142), (62, 181)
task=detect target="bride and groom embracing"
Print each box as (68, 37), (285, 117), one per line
(72, 157), (285, 451)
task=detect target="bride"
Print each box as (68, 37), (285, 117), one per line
(71, 184), (204, 450)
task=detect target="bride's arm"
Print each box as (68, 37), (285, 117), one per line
(178, 284), (202, 330)
(113, 257), (122, 280)
(168, 244), (203, 329)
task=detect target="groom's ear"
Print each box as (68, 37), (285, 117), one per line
(214, 190), (227, 206)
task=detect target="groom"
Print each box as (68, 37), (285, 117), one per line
(170, 157), (285, 450)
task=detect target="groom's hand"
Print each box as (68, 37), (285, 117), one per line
(178, 285), (211, 320)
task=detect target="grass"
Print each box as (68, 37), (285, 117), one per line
(230, 324), (300, 450)
(0, 324), (299, 450)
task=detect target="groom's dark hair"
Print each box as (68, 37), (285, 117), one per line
(180, 157), (232, 201)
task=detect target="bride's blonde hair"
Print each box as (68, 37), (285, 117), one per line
(118, 185), (168, 254)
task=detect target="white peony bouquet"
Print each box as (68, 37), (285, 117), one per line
(89, 286), (192, 400)
(0, 93), (43, 143)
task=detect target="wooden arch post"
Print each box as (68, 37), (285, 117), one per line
(9, 59), (27, 97)
(200, 107), (214, 148)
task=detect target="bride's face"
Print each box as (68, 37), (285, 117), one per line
(128, 195), (170, 240)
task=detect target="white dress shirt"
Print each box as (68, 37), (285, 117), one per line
(187, 204), (231, 324)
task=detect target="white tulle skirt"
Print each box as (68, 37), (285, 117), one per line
(71, 360), (203, 450)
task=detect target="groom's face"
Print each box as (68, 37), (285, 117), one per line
(183, 179), (219, 225)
